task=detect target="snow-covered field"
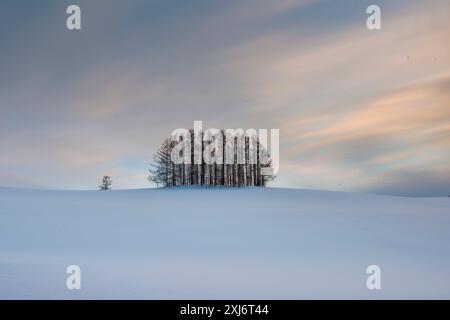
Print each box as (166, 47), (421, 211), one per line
(0, 187), (449, 299)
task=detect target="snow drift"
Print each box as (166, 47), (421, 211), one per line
(0, 187), (449, 299)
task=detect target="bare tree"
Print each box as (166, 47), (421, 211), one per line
(148, 138), (175, 187)
(99, 176), (112, 190)
(148, 130), (274, 188)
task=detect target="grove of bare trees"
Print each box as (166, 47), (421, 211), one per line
(149, 129), (274, 187)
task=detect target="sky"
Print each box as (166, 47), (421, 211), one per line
(0, 0), (449, 196)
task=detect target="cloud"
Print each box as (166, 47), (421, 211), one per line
(0, 0), (449, 195)
(219, 1), (450, 117)
(273, 77), (450, 194)
(291, 77), (450, 152)
(209, 1), (450, 195)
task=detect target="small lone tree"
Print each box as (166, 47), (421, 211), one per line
(99, 176), (112, 190)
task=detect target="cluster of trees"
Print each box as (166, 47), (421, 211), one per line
(148, 129), (274, 187)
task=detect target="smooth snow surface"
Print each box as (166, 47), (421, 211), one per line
(0, 187), (449, 299)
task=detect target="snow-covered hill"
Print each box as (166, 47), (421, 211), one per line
(0, 187), (449, 299)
